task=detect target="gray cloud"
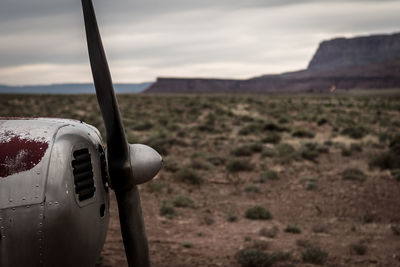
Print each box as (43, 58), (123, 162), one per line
(0, 0), (399, 85)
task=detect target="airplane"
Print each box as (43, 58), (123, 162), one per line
(0, 0), (162, 266)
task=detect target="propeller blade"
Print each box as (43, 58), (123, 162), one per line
(81, 0), (130, 185)
(81, 0), (162, 266)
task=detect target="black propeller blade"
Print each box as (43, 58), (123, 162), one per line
(81, 0), (162, 266)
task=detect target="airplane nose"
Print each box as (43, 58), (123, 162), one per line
(129, 144), (163, 185)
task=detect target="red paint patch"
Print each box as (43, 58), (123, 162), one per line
(0, 135), (48, 178)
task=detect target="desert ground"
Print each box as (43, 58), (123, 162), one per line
(1, 91), (400, 266)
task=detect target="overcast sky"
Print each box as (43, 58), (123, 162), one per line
(0, 0), (399, 85)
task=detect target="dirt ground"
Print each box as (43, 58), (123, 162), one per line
(1, 92), (400, 266)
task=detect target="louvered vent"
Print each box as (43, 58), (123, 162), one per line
(72, 148), (96, 201)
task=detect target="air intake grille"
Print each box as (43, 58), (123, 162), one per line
(72, 148), (96, 201)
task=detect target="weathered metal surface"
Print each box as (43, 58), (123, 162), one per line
(0, 118), (110, 267)
(0, 119), (59, 209)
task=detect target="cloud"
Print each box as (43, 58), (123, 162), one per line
(0, 0), (399, 85)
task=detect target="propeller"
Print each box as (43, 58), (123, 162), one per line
(81, 0), (162, 266)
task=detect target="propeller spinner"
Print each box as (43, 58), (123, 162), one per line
(81, 0), (162, 266)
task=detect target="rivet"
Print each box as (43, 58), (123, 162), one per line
(22, 197), (26, 200)
(48, 202), (52, 205)
(54, 201), (59, 205)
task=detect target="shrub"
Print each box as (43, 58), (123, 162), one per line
(238, 123), (262, 135)
(245, 206), (272, 220)
(301, 147), (320, 161)
(190, 157), (214, 170)
(159, 201), (176, 219)
(350, 143), (363, 152)
(245, 184), (261, 193)
(292, 129), (315, 138)
(173, 195), (194, 208)
(341, 147), (352, 157)
(342, 168), (367, 182)
(259, 170), (279, 182)
(264, 121), (288, 132)
(227, 159), (254, 173)
(391, 169), (400, 182)
(391, 224), (400, 235)
(227, 211), (238, 222)
(259, 226), (279, 238)
(369, 134), (400, 170)
(236, 249), (290, 267)
(231, 143), (263, 156)
(132, 121), (153, 131)
(261, 133), (281, 144)
(163, 156), (180, 173)
(317, 117), (328, 126)
(174, 169), (203, 185)
(341, 126), (368, 139)
(261, 147), (276, 158)
(147, 179), (164, 193)
(181, 242), (193, 248)
(275, 143), (298, 164)
(350, 242), (367, 255)
(302, 246), (328, 265)
(284, 224), (302, 234)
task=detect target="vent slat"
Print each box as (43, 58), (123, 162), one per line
(72, 148), (96, 202)
(75, 179), (95, 191)
(72, 161), (92, 173)
(78, 187), (96, 201)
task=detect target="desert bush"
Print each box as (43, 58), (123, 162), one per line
(159, 201), (176, 219)
(190, 157), (214, 170)
(360, 211), (376, 224)
(350, 242), (367, 255)
(263, 121), (288, 132)
(261, 133), (281, 144)
(391, 169), (400, 182)
(292, 129), (315, 138)
(236, 248), (290, 267)
(132, 121), (153, 131)
(181, 242), (193, 248)
(391, 224), (400, 235)
(245, 206), (272, 220)
(342, 168), (367, 182)
(207, 155), (226, 166)
(275, 143), (298, 164)
(317, 117), (328, 126)
(259, 170), (279, 182)
(259, 226), (279, 238)
(341, 147), (352, 157)
(369, 134), (400, 170)
(174, 168), (203, 185)
(173, 195), (195, 208)
(284, 224), (302, 234)
(301, 144), (320, 161)
(238, 123), (262, 135)
(231, 143), (262, 156)
(163, 156), (180, 173)
(350, 143), (363, 152)
(245, 184), (261, 193)
(278, 117), (289, 124)
(261, 147), (276, 158)
(147, 179), (165, 193)
(226, 159), (254, 173)
(302, 246), (328, 265)
(341, 125), (368, 139)
(227, 211), (238, 222)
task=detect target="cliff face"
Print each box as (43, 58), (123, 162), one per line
(145, 32), (400, 94)
(308, 33), (400, 71)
